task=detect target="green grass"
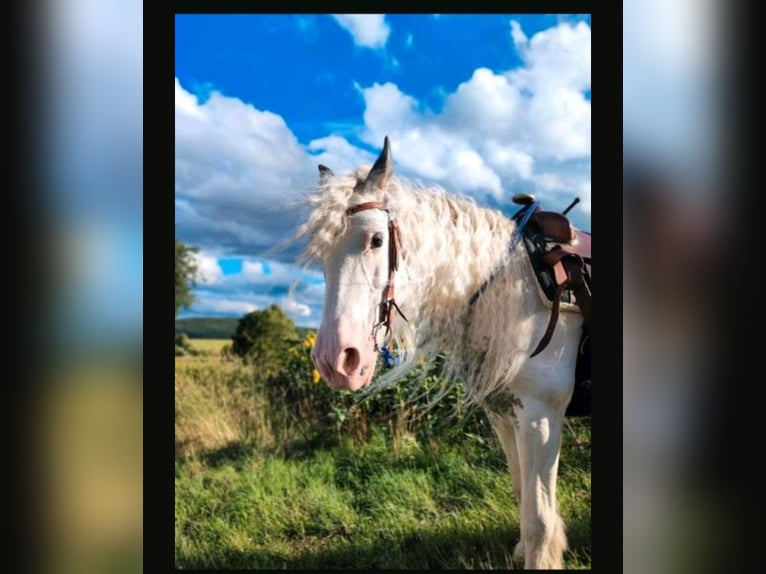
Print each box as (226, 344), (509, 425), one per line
(175, 355), (591, 569)
(175, 427), (590, 569)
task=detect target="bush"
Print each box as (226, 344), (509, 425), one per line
(175, 333), (199, 357)
(260, 332), (494, 448)
(231, 306), (299, 367)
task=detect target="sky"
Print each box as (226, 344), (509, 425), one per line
(175, 14), (591, 328)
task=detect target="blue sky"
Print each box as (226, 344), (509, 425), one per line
(175, 14), (591, 328)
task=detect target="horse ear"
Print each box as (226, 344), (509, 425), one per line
(363, 136), (392, 192)
(318, 164), (334, 182)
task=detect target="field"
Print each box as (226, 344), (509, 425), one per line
(174, 341), (591, 569)
(187, 338), (230, 354)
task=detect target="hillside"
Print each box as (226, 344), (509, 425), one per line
(176, 316), (315, 339)
(175, 317), (240, 339)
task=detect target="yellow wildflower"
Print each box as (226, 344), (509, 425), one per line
(303, 331), (317, 349)
(312, 369), (321, 384)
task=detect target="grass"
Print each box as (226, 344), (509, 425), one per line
(175, 354), (591, 569)
(188, 338), (230, 354)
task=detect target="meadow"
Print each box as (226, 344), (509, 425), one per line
(174, 337), (591, 569)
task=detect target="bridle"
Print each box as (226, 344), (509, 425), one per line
(345, 201), (408, 351)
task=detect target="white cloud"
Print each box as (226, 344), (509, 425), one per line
(531, 172), (565, 192)
(510, 20), (527, 48)
(443, 67), (523, 137)
(332, 14), (390, 49)
(482, 142), (534, 180)
(352, 20), (590, 206)
(175, 77), (316, 255)
(175, 78), (202, 118)
(359, 82), (419, 131)
(280, 298), (312, 317)
(577, 181), (591, 216)
(194, 294), (258, 315)
(308, 135), (376, 174)
(510, 20), (590, 93)
(194, 251), (223, 285)
(241, 260), (265, 282)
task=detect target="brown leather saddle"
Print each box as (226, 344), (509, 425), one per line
(468, 193), (591, 359)
(467, 194), (592, 415)
(513, 194), (591, 358)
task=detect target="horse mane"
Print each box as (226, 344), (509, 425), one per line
(296, 166), (541, 407)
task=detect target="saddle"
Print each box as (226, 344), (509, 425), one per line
(510, 194), (591, 358)
(513, 194), (591, 417)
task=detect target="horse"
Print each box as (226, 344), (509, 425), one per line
(298, 136), (587, 569)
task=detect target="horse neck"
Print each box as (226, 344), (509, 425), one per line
(397, 192), (517, 325)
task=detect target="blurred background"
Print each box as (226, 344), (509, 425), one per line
(27, 1), (143, 573)
(623, 0), (745, 572)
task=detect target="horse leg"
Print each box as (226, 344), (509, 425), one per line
(515, 398), (568, 569)
(486, 410), (526, 566)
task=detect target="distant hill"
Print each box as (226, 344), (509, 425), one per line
(176, 317), (316, 340)
(175, 317), (239, 339)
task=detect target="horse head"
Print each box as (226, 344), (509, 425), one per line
(310, 137), (401, 390)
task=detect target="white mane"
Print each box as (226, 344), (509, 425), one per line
(296, 166), (556, 406)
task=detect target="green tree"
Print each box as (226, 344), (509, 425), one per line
(231, 305), (299, 368)
(175, 238), (198, 317)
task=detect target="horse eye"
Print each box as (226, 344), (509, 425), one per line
(371, 233), (384, 249)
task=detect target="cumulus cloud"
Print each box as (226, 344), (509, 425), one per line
(307, 134), (377, 175)
(510, 20), (527, 48)
(280, 298), (312, 317)
(175, 78), (316, 257)
(353, 20), (590, 216)
(194, 251), (224, 285)
(332, 14), (390, 49)
(194, 295), (258, 316)
(510, 20), (591, 93)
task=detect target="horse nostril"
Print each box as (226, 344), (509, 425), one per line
(341, 348), (361, 376)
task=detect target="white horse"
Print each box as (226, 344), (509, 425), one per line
(299, 137), (586, 569)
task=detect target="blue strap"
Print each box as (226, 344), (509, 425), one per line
(380, 345), (404, 368)
(509, 201), (539, 250)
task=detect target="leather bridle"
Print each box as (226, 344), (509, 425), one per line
(345, 201), (408, 350)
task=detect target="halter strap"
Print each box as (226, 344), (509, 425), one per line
(345, 201), (389, 216)
(345, 202), (407, 350)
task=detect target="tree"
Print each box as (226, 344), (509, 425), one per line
(175, 238), (198, 317)
(231, 305), (299, 367)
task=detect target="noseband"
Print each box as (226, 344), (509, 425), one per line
(345, 201), (408, 351)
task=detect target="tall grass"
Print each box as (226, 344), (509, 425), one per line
(174, 344), (591, 569)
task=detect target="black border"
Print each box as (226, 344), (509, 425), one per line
(159, 3), (621, 572)
(16, 0), (43, 570)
